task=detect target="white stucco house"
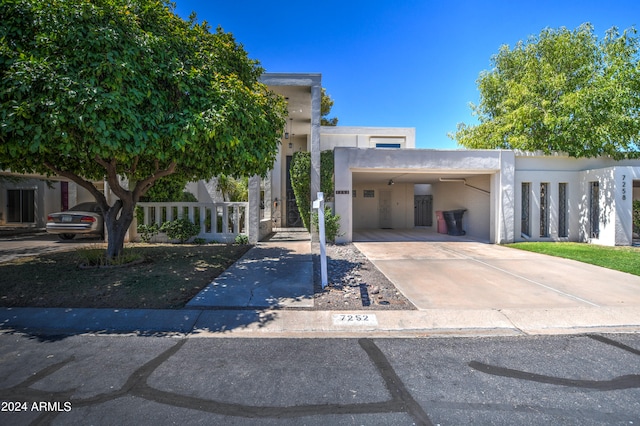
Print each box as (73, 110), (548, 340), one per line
(2, 71), (640, 247)
(264, 73), (640, 247)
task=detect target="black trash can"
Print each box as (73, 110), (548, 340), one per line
(443, 209), (466, 236)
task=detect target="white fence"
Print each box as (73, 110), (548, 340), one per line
(136, 202), (249, 243)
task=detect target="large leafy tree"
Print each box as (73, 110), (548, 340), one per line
(0, 0), (287, 258)
(321, 88), (338, 126)
(451, 24), (640, 159)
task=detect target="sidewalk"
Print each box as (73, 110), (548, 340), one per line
(1, 231), (640, 338)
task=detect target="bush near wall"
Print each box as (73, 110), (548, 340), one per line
(290, 151), (335, 231)
(634, 200), (640, 236)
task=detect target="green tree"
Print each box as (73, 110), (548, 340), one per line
(0, 0), (287, 259)
(451, 24), (640, 159)
(216, 174), (248, 201)
(321, 88), (339, 126)
(140, 175), (196, 202)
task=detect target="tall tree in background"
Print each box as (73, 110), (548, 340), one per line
(0, 0), (287, 259)
(321, 88), (339, 126)
(451, 24), (640, 159)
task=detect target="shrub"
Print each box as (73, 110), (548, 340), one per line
(160, 218), (200, 243)
(193, 237), (207, 245)
(137, 223), (159, 243)
(312, 207), (342, 242)
(235, 234), (249, 245)
(289, 150), (335, 231)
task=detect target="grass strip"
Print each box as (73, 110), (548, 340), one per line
(507, 242), (640, 276)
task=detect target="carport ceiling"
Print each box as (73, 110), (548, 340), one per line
(351, 170), (494, 185)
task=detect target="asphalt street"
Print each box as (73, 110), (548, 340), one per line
(0, 333), (638, 425)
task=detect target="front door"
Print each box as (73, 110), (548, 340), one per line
(379, 190), (392, 228)
(414, 195), (433, 226)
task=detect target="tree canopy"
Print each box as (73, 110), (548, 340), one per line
(0, 0), (287, 257)
(321, 88), (338, 126)
(451, 24), (640, 159)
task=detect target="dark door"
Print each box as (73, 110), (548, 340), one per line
(414, 195), (433, 226)
(285, 156), (303, 227)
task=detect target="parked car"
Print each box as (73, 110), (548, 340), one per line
(46, 202), (104, 240)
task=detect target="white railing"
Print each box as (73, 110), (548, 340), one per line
(136, 202), (249, 243)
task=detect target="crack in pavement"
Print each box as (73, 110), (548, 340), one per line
(0, 338), (434, 425)
(469, 334), (640, 391)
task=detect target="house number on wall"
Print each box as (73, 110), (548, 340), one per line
(622, 175), (627, 201)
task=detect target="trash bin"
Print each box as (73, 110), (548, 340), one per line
(435, 211), (447, 234)
(443, 209), (466, 236)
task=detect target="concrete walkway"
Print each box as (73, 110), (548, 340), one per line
(1, 229), (640, 338)
(186, 232), (314, 309)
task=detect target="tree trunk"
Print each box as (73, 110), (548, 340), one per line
(103, 200), (135, 260)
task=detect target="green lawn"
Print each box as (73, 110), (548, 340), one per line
(506, 242), (640, 276)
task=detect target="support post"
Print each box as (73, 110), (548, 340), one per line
(313, 192), (328, 289)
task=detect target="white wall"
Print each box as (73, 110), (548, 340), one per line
(414, 184), (432, 196)
(320, 126), (416, 150)
(514, 153), (640, 246)
(432, 175), (492, 241)
(352, 183), (414, 229)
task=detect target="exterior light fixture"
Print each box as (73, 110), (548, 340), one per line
(388, 179), (394, 185)
(285, 117), (292, 140)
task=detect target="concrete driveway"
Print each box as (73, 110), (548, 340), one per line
(353, 229), (640, 311)
(0, 233), (102, 263)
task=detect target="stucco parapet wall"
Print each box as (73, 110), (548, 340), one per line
(321, 126), (415, 137)
(514, 150), (640, 170)
(334, 147), (511, 171)
(259, 73), (322, 87)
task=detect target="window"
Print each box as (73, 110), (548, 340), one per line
(370, 137), (405, 148)
(590, 181), (600, 239)
(6, 189), (35, 223)
(540, 183), (549, 237)
(375, 143), (401, 149)
(521, 182), (530, 237)
(363, 190), (375, 198)
(558, 183), (568, 237)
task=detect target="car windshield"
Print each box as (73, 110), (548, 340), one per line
(69, 203), (100, 213)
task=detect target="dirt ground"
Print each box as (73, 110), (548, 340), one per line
(312, 242), (416, 310)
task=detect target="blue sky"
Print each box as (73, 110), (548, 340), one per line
(173, 1), (639, 149)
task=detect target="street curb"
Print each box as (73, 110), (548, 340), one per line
(1, 307), (639, 338)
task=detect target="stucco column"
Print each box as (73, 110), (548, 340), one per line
(263, 173), (271, 221)
(248, 175), (260, 244)
(334, 148), (352, 243)
(496, 150), (515, 243)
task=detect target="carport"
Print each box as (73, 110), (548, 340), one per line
(333, 148), (516, 244)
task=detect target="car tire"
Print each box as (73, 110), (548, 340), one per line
(59, 233), (76, 240)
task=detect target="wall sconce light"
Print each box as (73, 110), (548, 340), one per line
(285, 117), (293, 139)
(388, 179), (394, 186)
(288, 142), (293, 149)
